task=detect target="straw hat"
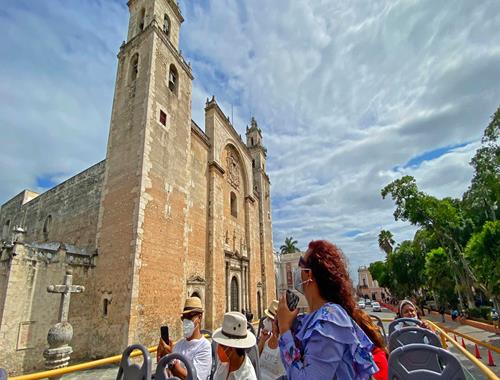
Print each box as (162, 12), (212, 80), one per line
(212, 312), (256, 349)
(181, 297), (204, 316)
(264, 300), (278, 320)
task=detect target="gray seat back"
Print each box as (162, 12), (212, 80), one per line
(370, 314), (387, 345)
(389, 326), (442, 352)
(116, 344), (152, 380)
(155, 352), (197, 380)
(209, 339), (218, 380)
(388, 344), (466, 379)
(388, 318), (422, 336)
(201, 329), (212, 338)
(246, 344), (261, 379)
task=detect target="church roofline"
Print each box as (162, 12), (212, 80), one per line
(1, 160), (106, 209)
(204, 97), (254, 160)
(191, 120), (210, 147)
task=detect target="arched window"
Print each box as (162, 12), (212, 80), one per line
(252, 159), (255, 168)
(191, 291), (201, 300)
(103, 299), (109, 317)
(230, 192), (237, 218)
(168, 64), (178, 94)
(163, 14), (171, 36)
(43, 215), (52, 241)
(257, 291), (262, 319)
(2, 219), (10, 238)
(138, 8), (145, 32)
(251, 137), (254, 146)
(130, 54), (139, 82)
(230, 277), (239, 311)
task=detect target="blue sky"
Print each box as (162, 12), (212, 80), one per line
(1, 0), (500, 281)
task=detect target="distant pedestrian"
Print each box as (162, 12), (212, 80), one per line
(439, 306), (445, 322)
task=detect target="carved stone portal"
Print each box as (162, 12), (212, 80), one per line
(226, 151), (240, 190)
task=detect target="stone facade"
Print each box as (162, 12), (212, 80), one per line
(0, 0), (275, 375)
(356, 265), (389, 301)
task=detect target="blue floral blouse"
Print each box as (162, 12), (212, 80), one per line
(278, 303), (378, 380)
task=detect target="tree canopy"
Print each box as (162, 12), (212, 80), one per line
(279, 236), (300, 255)
(374, 105), (500, 311)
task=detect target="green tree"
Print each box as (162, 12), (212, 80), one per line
(388, 240), (426, 299)
(425, 248), (457, 308)
(280, 236), (300, 255)
(368, 261), (392, 290)
(465, 221), (500, 314)
(381, 176), (477, 307)
(463, 106), (500, 226)
(378, 230), (395, 255)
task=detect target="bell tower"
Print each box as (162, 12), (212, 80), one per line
(246, 118), (275, 307)
(93, 0), (193, 356)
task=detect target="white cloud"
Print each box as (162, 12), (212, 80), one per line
(2, 0), (500, 282)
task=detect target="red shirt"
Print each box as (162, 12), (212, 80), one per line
(372, 347), (388, 380)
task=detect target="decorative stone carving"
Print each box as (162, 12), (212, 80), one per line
(187, 275), (206, 285)
(226, 151), (240, 190)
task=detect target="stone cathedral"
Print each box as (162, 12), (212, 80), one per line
(0, 0), (275, 374)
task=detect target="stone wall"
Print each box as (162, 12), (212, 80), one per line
(0, 160), (105, 250)
(0, 241), (96, 376)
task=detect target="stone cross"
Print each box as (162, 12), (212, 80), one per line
(43, 268), (85, 378)
(47, 269), (85, 323)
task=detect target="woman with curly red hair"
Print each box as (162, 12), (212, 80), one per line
(276, 240), (379, 379)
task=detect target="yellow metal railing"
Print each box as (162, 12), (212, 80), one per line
(436, 323), (500, 354)
(426, 320), (498, 380)
(10, 346), (158, 380)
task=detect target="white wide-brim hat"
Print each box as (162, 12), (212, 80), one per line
(264, 300), (278, 320)
(212, 312), (256, 349)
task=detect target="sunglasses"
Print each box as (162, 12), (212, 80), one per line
(299, 256), (308, 268)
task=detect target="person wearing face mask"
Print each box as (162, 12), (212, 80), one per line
(258, 300), (286, 380)
(157, 297), (212, 380)
(213, 312), (257, 380)
(276, 240), (378, 380)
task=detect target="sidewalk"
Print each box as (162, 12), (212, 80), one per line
(425, 313), (500, 378)
(424, 309), (500, 334)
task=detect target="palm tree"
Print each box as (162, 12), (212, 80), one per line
(378, 230), (395, 255)
(280, 236), (300, 255)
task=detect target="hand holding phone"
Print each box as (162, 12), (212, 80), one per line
(160, 325), (169, 344)
(286, 289), (300, 311)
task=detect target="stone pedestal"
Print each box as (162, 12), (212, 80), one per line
(43, 321), (74, 380)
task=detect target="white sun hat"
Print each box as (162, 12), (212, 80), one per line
(212, 312), (256, 349)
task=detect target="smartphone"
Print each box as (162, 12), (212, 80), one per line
(160, 325), (169, 344)
(286, 289), (300, 311)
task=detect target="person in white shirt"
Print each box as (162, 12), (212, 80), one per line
(213, 312), (257, 380)
(157, 297), (212, 380)
(258, 300), (286, 380)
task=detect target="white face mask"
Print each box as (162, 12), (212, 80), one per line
(263, 318), (273, 332)
(182, 319), (195, 338)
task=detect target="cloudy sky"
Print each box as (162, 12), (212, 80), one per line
(1, 0), (500, 281)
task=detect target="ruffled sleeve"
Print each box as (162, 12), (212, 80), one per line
(279, 303), (378, 380)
